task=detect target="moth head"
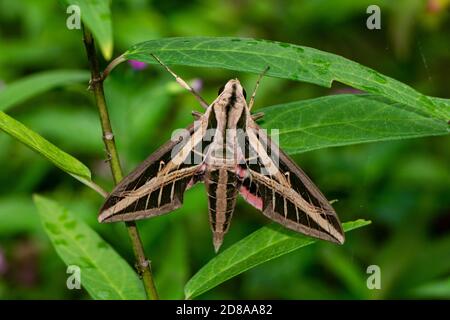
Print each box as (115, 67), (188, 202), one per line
(218, 79), (247, 100)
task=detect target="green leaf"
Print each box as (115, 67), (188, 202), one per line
(260, 94), (449, 155)
(33, 195), (145, 300)
(65, 0), (113, 60)
(124, 37), (449, 120)
(0, 111), (91, 183)
(0, 70), (89, 112)
(184, 219), (371, 299)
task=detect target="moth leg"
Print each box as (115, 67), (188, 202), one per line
(284, 172), (291, 187)
(246, 155), (259, 165)
(251, 112), (264, 121)
(192, 149), (205, 158)
(158, 160), (165, 172)
(248, 66), (270, 110)
(150, 54), (209, 109)
(192, 110), (203, 120)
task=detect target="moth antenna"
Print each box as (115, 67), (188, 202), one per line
(248, 66), (270, 111)
(158, 160), (165, 173)
(121, 190), (134, 197)
(150, 54), (209, 109)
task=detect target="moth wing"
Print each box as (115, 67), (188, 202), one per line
(238, 123), (345, 244)
(99, 123), (206, 223)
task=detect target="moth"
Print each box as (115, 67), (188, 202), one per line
(99, 56), (345, 252)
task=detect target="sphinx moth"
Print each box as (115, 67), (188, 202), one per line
(99, 59), (344, 252)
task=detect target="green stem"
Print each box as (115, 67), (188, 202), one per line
(82, 25), (159, 300)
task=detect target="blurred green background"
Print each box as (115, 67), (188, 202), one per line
(0, 0), (449, 299)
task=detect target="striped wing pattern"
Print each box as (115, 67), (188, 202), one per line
(99, 124), (206, 222)
(238, 124), (344, 244)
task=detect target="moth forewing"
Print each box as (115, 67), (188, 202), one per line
(99, 76), (345, 252)
(98, 123), (203, 223)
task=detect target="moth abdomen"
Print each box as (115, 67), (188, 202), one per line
(205, 168), (238, 252)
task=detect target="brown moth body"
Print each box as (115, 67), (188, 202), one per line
(99, 77), (344, 252)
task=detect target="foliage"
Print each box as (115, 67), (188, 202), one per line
(34, 195), (146, 299)
(0, 0), (448, 300)
(185, 220), (371, 299)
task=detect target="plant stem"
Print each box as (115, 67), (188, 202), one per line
(82, 25), (159, 300)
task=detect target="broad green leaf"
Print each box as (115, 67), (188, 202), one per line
(185, 219), (371, 299)
(260, 94), (449, 155)
(0, 70), (89, 112)
(0, 111), (96, 189)
(124, 37), (449, 120)
(33, 195), (145, 300)
(65, 0), (113, 60)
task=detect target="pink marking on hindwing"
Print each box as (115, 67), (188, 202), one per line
(187, 163), (207, 189)
(236, 165), (247, 179)
(186, 178), (195, 189)
(239, 185), (263, 210)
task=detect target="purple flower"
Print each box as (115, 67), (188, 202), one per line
(0, 248), (7, 275)
(191, 78), (203, 92)
(128, 60), (148, 70)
